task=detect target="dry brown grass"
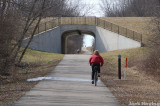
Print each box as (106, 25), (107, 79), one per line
(100, 48), (160, 106)
(3, 17), (156, 106)
(0, 49), (64, 104)
(22, 49), (64, 64)
(101, 17), (154, 45)
(39, 17), (153, 44)
(98, 17), (160, 106)
(0, 61), (60, 103)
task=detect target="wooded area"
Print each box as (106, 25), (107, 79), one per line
(100, 0), (160, 17)
(0, 0), (160, 76)
(0, 0), (85, 75)
(100, 0), (160, 72)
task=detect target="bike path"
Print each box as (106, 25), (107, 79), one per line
(14, 55), (120, 106)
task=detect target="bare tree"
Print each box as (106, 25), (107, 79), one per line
(0, 0), (91, 74)
(18, 0), (47, 64)
(0, 0), (57, 74)
(100, 0), (160, 17)
(0, 0), (22, 75)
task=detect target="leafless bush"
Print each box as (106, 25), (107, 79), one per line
(139, 47), (160, 82)
(140, 7), (160, 80)
(0, 0), (50, 75)
(0, 0), (87, 75)
(148, 16), (160, 47)
(143, 48), (160, 71)
(100, 0), (160, 17)
(0, 2), (22, 75)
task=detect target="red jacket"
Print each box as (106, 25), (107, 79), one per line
(89, 55), (104, 66)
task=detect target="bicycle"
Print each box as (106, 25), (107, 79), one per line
(93, 66), (98, 86)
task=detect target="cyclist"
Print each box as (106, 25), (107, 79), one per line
(89, 50), (104, 84)
(77, 49), (80, 54)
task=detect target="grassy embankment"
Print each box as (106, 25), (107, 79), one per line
(100, 17), (160, 106)
(0, 49), (64, 103)
(1, 17), (159, 105)
(0, 17), (63, 103)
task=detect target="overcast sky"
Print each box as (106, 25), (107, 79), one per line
(81, 0), (102, 47)
(80, 0), (103, 17)
(83, 35), (94, 47)
(79, 0), (102, 47)
(69, 0), (103, 47)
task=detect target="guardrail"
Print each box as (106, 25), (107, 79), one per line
(28, 17), (142, 42)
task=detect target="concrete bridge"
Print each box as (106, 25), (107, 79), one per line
(22, 17), (142, 53)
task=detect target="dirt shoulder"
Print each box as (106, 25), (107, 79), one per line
(0, 60), (62, 104)
(0, 50), (64, 104)
(101, 48), (160, 106)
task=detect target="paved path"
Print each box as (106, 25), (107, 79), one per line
(14, 55), (120, 106)
(81, 47), (92, 55)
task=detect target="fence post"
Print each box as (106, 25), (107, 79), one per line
(97, 18), (99, 26)
(58, 17), (61, 26)
(45, 23), (46, 31)
(141, 34), (143, 43)
(104, 20), (105, 28)
(71, 17), (73, 25)
(118, 55), (121, 79)
(95, 17), (97, 25)
(96, 18), (98, 26)
(85, 17), (87, 25)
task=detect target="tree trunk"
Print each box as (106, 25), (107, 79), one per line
(18, 0), (46, 64)
(12, 0), (39, 64)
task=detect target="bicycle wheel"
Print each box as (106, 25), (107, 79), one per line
(94, 70), (97, 86)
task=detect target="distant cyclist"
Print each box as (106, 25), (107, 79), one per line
(77, 49), (80, 54)
(89, 50), (104, 84)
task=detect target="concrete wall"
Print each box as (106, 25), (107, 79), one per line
(22, 27), (61, 53)
(60, 25), (97, 34)
(22, 25), (141, 53)
(95, 27), (141, 52)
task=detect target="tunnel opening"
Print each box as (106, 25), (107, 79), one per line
(61, 30), (95, 54)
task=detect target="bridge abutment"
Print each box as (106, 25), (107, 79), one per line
(22, 25), (141, 54)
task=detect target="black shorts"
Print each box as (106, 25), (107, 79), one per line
(92, 64), (100, 73)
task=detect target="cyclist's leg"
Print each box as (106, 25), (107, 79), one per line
(97, 64), (101, 77)
(92, 64), (95, 84)
(92, 71), (94, 80)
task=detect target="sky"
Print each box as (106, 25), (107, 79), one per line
(80, 0), (103, 17)
(69, 0), (103, 47)
(83, 35), (94, 47)
(81, 0), (102, 47)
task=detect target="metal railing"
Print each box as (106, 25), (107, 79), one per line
(28, 17), (142, 42)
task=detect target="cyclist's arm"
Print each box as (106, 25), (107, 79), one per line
(89, 56), (92, 66)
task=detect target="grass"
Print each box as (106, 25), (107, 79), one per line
(101, 48), (160, 106)
(22, 49), (64, 64)
(1, 17), (158, 105)
(0, 49), (64, 103)
(101, 17), (153, 45)
(99, 17), (160, 105)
